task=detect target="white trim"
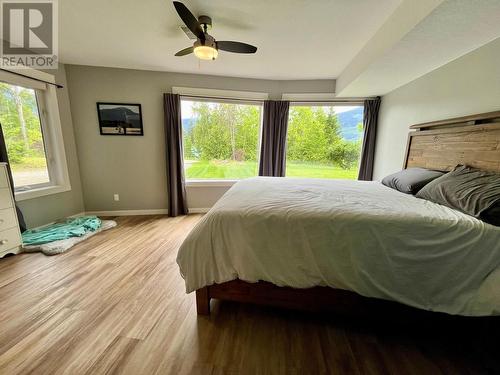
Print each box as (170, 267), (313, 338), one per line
(186, 180), (237, 188)
(281, 93), (368, 105)
(68, 211), (86, 218)
(6, 68), (55, 84)
(172, 86), (268, 101)
(189, 207), (210, 213)
(85, 208), (211, 216)
(39, 85), (71, 191)
(290, 101), (365, 107)
(85, 209), (169, 216)
(15, 184), (71, 201)
(281, 93), (337, 101)
(0, 67), (54, 90)
(2, 70), (71, 199)
(0, 70), (46, 90)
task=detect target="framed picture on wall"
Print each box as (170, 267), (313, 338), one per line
(97, 102), (144, 136)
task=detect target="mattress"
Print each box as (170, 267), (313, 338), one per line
(177, 177), (500, 316)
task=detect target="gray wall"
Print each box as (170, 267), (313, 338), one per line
(374, 37), (500, 180)
(65, 65), (335, 211)
(19, 64), (85, 228)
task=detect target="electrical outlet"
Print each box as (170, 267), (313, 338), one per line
(113, 194), (120, 201)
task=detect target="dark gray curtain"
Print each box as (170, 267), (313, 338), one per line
(0, 124), (26, 232)
(163, 94), (188, 216)
(358, 97), (381, 181)
(258, 100), (290, 177)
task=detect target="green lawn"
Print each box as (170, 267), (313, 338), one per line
(185, 160), (358, 180)
(10, 156), (47, 172)
(286, 162), (358, 179)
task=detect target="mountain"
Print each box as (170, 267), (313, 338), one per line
(336, 107), (363, 141)
(100, 107), (141, 128)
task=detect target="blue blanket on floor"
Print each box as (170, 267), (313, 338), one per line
(22, 216), (102, 245)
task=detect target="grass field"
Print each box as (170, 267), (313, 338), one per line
(9, 156), (50, 187)
(185, 160), (358, 180)
(10, 156), (47, 171)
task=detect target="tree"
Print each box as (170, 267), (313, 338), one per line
(286, 106), (362, 170)
(190, 102), (231, 160)
(287, 106), (331, 162)
(0, 83), (46, 166)
(327, 121), (362, 169)
(327, 140), (361, 169)
(235, 105), (259, 161)
(324, 107), (343, 144)
(183, 103), (362, 171)
(13, 85), (29, 150)
(184, 102), (260, 162)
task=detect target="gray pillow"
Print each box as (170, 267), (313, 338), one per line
(382, 168), (444, 194)
(416, 165), (500, 226)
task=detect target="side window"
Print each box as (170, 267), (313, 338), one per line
(285, 105), (364, 179)
(0, 83), (50, 189)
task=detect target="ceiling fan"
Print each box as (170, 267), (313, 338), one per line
(173, 1), (257, 60)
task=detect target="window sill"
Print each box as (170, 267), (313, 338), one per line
(15, 184), (71, 201)
(186, 180), (238, 188)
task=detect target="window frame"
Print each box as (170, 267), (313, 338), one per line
(174, 87), (268, 187)
(0, 68), (71, 201)
(284, 100), (365, 179)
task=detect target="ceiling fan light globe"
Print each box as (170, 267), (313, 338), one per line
(194, 45), (218, 60)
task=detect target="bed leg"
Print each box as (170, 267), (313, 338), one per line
(196, 287), (210, 315)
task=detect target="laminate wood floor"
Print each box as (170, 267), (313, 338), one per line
(0, 215), (498, 375)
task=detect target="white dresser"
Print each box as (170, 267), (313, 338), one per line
(0, 163), (22, 258)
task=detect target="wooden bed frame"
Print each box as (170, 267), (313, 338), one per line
(195, 110), (500, 315)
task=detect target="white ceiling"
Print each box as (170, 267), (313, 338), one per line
(59, 0), (402, 80)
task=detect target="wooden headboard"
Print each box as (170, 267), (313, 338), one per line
(404, 111), (500, 173)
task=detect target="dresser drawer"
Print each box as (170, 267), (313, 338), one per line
(0, 188), (13, 210)
(0, 227), (21, 253)
(0, 208), (17, 232)
(0, 167), (8, 189)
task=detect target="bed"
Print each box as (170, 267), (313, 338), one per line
(177, 111), (500, 316)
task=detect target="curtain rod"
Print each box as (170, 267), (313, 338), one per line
(0, 68), (63, 88)
(179, 94), (372, 104)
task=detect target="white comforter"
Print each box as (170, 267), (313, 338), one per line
(177, 177), (500, 316)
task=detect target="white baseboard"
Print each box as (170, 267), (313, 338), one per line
(86, 208), (210, 216)
(85, 209), (169, 216)
(68, 211), (86, 218)
(189, 207), (210, 213)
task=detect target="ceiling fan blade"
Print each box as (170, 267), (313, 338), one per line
(175, 46), (194, 56)
(173, 1), (204, 40)
(217, 41), (257, 54)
